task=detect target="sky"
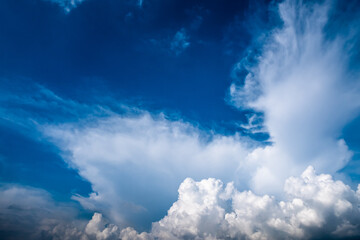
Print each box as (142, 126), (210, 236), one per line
(0, 0), (360, 239)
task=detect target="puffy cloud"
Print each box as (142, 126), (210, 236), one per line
(229, 0), (360, 195)
(2, 167), (360, 239)
(42, 113), (252, 228)
(118, 166), (360, 240)
(84, 213), (120, 240)
(2, 167), (359, 239)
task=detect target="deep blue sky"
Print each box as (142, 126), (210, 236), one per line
(0, 0), (266, 124)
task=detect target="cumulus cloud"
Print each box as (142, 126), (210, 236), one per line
(3, 167), (359, 239)
(44, 0), (85, 13)
(2, 166), (360, 240)
(81, 166), (360, 240)
(230, 0), (360, 195)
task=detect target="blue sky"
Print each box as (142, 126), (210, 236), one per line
(1, 0), (360, 239)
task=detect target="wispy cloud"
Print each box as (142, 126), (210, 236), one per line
(148, 28), (191, 56)
(44, 0), (85, 13)
(170, 28), (190, 56)
(230, 0), (360, 195)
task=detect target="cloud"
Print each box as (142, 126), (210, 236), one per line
(0, 79), (253, 228)
(1, 0), (360, 237)
(117, 166), (360, 239)
(59, 166), (360, 240)
(3, 167), (359, 239)
(44, 0), (85, 13)
(2, 166), (360, 239)
(42, 113), (252, 228)
(170, 28), (190, 55)
(84, 213), (120, 240)
(229, 0), (360, 195)
(148, 27), (191, 56)
(0, 184), (87, 240)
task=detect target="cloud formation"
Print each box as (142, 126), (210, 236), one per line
(230, 0), (360, 195)
(63, 166), (360, 240)
(0, 185), (87, 240)
(43, 113), (252, 228)
(114, 167), (360, 239)
(1, 0), (360, 238)
(5, 166), (359, 240)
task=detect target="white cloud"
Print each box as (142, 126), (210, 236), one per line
(2, 167), (360, 239)
(42, 113), (252, 228)
(84, 213), (120, 240)
(230, 0), (360, 195)
(116, 166), (360, 239)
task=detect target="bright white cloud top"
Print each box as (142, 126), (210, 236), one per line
(2, 167), (359, 239)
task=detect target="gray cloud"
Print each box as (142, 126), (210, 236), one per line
(0, 185), (87, 240)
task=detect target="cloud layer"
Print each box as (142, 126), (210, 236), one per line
(118, 166), (360, 239)
(14, 166), (356, 240)
(0, 185), (88, 240)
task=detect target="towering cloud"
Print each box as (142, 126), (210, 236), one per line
(43, 113), (251, 227)
(230, 0), (360, 195)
